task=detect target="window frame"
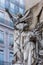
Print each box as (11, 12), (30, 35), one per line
(9, 2), (14, 13)
(0, 12), (5, 18)
(9, 52), (14, 62)
(9, 34), (14, 45)
(19, 0), (24, 5)
(19, 7), (24, 14)
(0, 50), (4, 61)
(0, 30), (4, 43)
(0, 0), (5, 8)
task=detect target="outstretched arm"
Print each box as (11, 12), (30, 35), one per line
(5, 8), (14, 21)
(5, 8), (19, 24)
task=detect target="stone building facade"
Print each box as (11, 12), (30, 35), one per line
(0, 9), (14, 65)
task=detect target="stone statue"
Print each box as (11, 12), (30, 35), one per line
(5, 8), (43, 65)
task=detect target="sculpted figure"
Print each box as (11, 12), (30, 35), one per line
(5, 8), (43, 65)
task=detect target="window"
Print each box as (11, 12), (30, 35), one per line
(14, 5), (19, 14)
(10, 3), (14, 9)
(0, 50), (4, 61)
(0, 31), (4, 43)
(5, 0), (10, 9)
(0, 12), (5, 23)
(0, 50), (4, 65)
(19, 8), (24, 14)
(9, 34), (14, 45)
(0, 12), (4, 18)
(19, 0), (24, 5)
(0, 0), (5, 8)
(10, 2), (14, 13)
(16, 0), (19, 2)
(9, 52), (13, 62)
(9, 1), (24, 15)
(9, 20), (14, 27)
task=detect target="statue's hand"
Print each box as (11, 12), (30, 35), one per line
(29, 36), (36, 43)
